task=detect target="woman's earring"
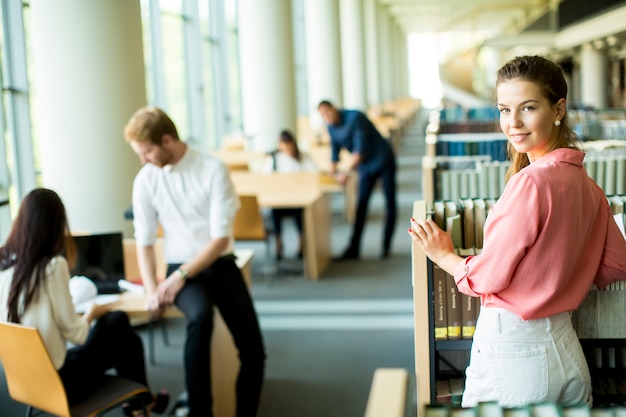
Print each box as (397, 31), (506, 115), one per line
(554, 120), (561, 126)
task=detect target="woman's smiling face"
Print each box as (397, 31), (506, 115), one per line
(497, 79), (565, 163)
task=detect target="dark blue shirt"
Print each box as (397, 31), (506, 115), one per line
(327, 109), (393, 171)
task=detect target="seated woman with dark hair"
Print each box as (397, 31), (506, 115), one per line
(0, 188), (168, 417)
(264, 130), (317, 259)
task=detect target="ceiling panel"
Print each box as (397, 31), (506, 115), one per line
(382, 0), (556, 32)
(379, 0), (561, 61)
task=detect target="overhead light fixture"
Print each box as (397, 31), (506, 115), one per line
(606, 36), (618, 47)
(592, 39), (605, 50)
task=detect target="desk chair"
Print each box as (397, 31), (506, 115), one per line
(233, 195), (275, 285)
(0, 322), (150, 417)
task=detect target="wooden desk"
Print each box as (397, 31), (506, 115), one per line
(118, 247), (253, 417)
(214, 147), (356, 224)
(230, 172), (331, 280)
(211, 149), (267, 171)
(364, 368), (410, 417)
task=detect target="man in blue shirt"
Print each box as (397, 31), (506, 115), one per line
(318, 100), (397, 260)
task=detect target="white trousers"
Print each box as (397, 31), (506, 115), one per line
(461, 307), (592, 408)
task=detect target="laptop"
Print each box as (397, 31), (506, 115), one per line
(71, 232), (126, 294)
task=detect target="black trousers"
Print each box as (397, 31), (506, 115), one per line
(170, 255), (266, 417)
(270, 208), (303, 236)
(349, 157), (397, 255)
(58, 310), (152, 406)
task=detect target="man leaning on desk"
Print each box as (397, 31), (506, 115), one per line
(318, 100), (398, 260)
(123, 106), (266, 417)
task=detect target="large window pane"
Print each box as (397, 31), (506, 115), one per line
(0, 0), (37, 240)
(199, 0), (217, 149)
(161, 0), (190, 140)
(225, 0), (242, 134)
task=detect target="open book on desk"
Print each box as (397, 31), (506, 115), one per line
(70, 275), (120, 313)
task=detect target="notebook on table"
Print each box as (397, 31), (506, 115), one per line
(71, 232), (126, 294)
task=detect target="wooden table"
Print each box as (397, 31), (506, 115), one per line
(230, 172), (332, 280)
(211, 149), (267, 171)
(214, 146), (356, 224)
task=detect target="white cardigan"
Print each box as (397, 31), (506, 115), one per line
(0, 256), (90, 369)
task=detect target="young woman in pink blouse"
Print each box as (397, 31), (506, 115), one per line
(409, 55), (626, 407)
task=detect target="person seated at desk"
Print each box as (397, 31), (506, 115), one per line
(264, 129), (318, 260)
(0, 188), (168, 417)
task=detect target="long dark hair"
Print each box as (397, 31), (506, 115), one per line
(496, 55), (581, 181)
(1, 188), (72, 323)
(279, 130), (301, 162)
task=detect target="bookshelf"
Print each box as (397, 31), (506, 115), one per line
(412, 200), (474, 411)
(412, 198), (626, 412)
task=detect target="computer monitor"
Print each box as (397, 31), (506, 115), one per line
(70, 232), (125, 294)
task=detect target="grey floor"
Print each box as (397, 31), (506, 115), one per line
(0, 109), (429, 417)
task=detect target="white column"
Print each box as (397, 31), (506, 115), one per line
(239, 0), (296, 152)
(364, 0), (381, 106)
(304, 0), (343, 128)
(377, 4), (392, 104)
(29, 0), (145, 236)
(339, 0), (367, 111)
(580, 42), (608, 108)
(292, 0), (309, 117)
(396, 26), (409, 98)
(392, 23), (403, 100)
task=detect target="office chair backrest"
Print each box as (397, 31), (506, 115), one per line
(233, 195), (267, 241)
(0, 321), (72, 416)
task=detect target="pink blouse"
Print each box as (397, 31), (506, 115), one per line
(454, 148), (626, 320)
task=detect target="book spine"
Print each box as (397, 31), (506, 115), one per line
(616, 158), (625, 195)
(449, 172), (460, 202)
(486, 164), (499, 199)
(477, 164), (489, 199)
(434, 267), (448, 340)
(461, 294), (478, 339)
(446, 272), (462, 340)
(440, 171), (452, 201)
(604, 158), (616, 195)
(468, 172), (479, 198)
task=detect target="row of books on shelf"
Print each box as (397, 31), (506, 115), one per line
(573, 120), (626, 141)
(570, 109), (626, 141)
(435, 162), (510, 202)
(439, 121), (500, 134)
(435, 133), (508, 162)
(432, 265), (479, 341)
(433, 151), (626, 204)
(572, 264), (626, 339)
(430, 197), (488, 341)
(584, 154), (626, 196)
(425, 401), (626, 417)
(439, 107), (499, 122)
